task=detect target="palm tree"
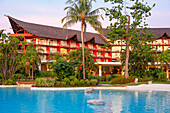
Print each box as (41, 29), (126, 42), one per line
(62, 0), (105, 79)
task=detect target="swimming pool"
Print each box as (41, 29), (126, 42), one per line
(0, 88), (170, 113)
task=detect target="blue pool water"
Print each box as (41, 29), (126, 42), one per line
(0, 88), (170, 113)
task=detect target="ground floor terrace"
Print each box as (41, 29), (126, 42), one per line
(39, 61), (170, 79)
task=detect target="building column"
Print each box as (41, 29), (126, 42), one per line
(99, 65), (102, 76)
(38, 64), (41, 71)
(166, 65), (169, 79)
(121, 66), (125, 76)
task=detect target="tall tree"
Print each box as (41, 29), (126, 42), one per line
(121, 38), (156, 77)
(24, 44), (43, 80)
(105, 0), (155, 78)
(62, 0), (105, 79)
(68, 47), (95, 78)
(0, 33), (23, 81)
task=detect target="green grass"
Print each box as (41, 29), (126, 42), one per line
(153, 81), (170, 84)
(99, 81), (110, 84)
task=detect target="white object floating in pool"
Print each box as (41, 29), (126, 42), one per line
(85, 88), (95, 93)
(87, 99), (105, 105)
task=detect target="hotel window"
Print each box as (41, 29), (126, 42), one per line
(112, 46), (121, 51)
(157, 46), (162, 51)
(96, 45), (102, 50)
(39, 39), (45, 44)
(88, 43), (93, 49)
(168, 40), (170, 44)
(71, 41), (76, 47)
(60, 48), (67, 54)
(104, 59), (109, 62)
(97, 52), (101, 57)
(105, 52), (109, 57)
(153, 40), (162, 44)
(96, 59), (101, 62)
(50, 47), (57, 53)
(61, 41), (67, 46)
(26, 39), (34, 44)
(50, 39), (54, 45)
(112, 53), (120, 58)
(164, 46), (169, 50)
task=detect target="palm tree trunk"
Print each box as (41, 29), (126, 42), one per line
(81, 21), (85, 80)
(32, 65), (34, 80)
(125, 43), (129, 78)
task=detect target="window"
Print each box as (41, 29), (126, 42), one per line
(88, 43), (93, 49)
(112, 46), (121, 51)
(61, 41), (67, 46)
(60, 48), (67, 54)
(71, 41), (76, 47)
(50, 47), (57, 53)
(97, 52), (101, 57)
(112, 53), (120, 58)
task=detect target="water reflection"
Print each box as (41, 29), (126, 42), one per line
(87, 90), (170, 113)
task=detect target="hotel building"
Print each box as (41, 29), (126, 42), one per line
(7, 16), (170, 79)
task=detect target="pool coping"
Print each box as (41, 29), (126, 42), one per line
(30, 87), (127, 90)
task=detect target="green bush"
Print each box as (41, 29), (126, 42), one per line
(89, 75), (98, 79)
(68, 76), (76, 80)
(35, 78), (55, 87)
(138, 77), (151, 82)
(13, 74), (24, 81)
(60, 82), (66, 86)
(106, 74), (120, 81)
(62, 78), (70, 85)
(157, 72), (167, 82)
(85, 79), (90, 86)
(97, 76), (106, 81)
(70, 81), (75, 86)
(38, 71), (56, 78)
(4, 79), (15, 85)
(74, 78), (79, 86)
(110, 76), (128, 84)
(79, 80), (85, 86)
(55, 81), (60, 86)
(90, 79), (98, 86)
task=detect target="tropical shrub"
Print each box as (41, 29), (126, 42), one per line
(55, 81), (60, 86)
(79, 80), (85, 86)
(70, 81), (75, 87)
(4, 79), (15, 85)
(74, 78), (79, 86)
(89, 75), (98, 79)
(90, 79), (98, 86)
(35, 78), (55, 87)
(62, 78), (70, 85)
(60, 82), (66, 86)
(157, 72), (167, 82)
(13, 74), (24, 81)
(38, 71), (56, 78)
(85, 79), (90, 86)
(68, 76), (76, 80)
(106, 74), (120, 81)
(138, 77), (151, 82)
(110, 76), (128, 84)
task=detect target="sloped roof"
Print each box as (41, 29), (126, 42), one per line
(7, 16), (108, 44)
(103, 28), (170, 39)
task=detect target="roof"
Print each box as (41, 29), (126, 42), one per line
(7, 16), (108, 45)
(103, 28), (170, 39)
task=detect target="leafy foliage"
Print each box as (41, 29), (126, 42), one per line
(68, 48), (95, 79)
(0, 33), (24, 81)
(105, 0), (155, 78)
(49, 52), (79, 80)
(121, 39), (156, 77)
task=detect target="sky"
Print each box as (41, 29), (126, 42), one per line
(0, 0), (170, 33)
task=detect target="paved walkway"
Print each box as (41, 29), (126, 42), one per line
(126, 84), (170, 92)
